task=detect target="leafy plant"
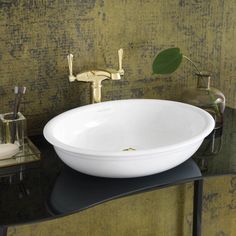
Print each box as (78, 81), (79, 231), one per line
(152, 47), (222, 117)
(152, 47), (201, 75)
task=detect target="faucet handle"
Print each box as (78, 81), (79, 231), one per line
(67, 54), (76, 82)
(118, 48), (124, 75)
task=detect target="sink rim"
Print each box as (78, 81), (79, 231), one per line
(43, 99), (215, 158)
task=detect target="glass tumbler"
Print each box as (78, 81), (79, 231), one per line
(0, 112), (26, 152)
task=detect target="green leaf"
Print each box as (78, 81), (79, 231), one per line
(152, 48), (183, 75)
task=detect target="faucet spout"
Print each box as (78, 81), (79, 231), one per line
(91, 80), (102, 103)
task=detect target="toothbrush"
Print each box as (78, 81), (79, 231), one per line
(11, 86), (26, 143)
(10, 86), (19, 143)
(15, 87), (26, 117)
(13, 86), (19, 120)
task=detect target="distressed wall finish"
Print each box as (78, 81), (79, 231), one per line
(7, 176), (236, 236)
(0, 0), (236, 134)
(1, 2), (236, 235)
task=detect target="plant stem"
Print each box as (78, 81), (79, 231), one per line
(183, 55), (201, 75)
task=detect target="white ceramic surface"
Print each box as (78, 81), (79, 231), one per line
(43, 99), (215, 178)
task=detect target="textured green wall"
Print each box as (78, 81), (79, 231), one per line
(7, 176), (236, 236)
(0, 0), (236, 134)
(1, 1), (236, 235)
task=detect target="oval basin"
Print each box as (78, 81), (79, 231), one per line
(43, 99), (215, 178)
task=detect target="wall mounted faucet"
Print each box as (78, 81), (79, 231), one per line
(67, 49), (124, 103)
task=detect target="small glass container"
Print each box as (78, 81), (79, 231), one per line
(181, 72), (225, 129)
(0, 112), (26, 152)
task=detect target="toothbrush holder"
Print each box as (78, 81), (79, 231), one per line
(0, 112), (26, 152)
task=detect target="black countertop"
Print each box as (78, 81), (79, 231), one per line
(0, 108), (236, 227)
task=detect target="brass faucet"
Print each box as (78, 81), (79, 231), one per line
(67, 49), (124, 103)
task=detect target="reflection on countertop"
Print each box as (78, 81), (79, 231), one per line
(48, 158), (201, 215)
(193, 108), (236, 175)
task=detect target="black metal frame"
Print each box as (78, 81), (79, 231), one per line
(192, 179), (204, 236)
(0, 179), (205, 236)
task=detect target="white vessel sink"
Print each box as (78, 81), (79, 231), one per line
(43, 99), (214, 178)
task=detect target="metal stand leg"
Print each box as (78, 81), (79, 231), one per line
(0, 226), (7, 236)
(192, 179), (203, 236)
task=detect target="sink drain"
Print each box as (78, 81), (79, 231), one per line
(122, 147), (136, 151)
